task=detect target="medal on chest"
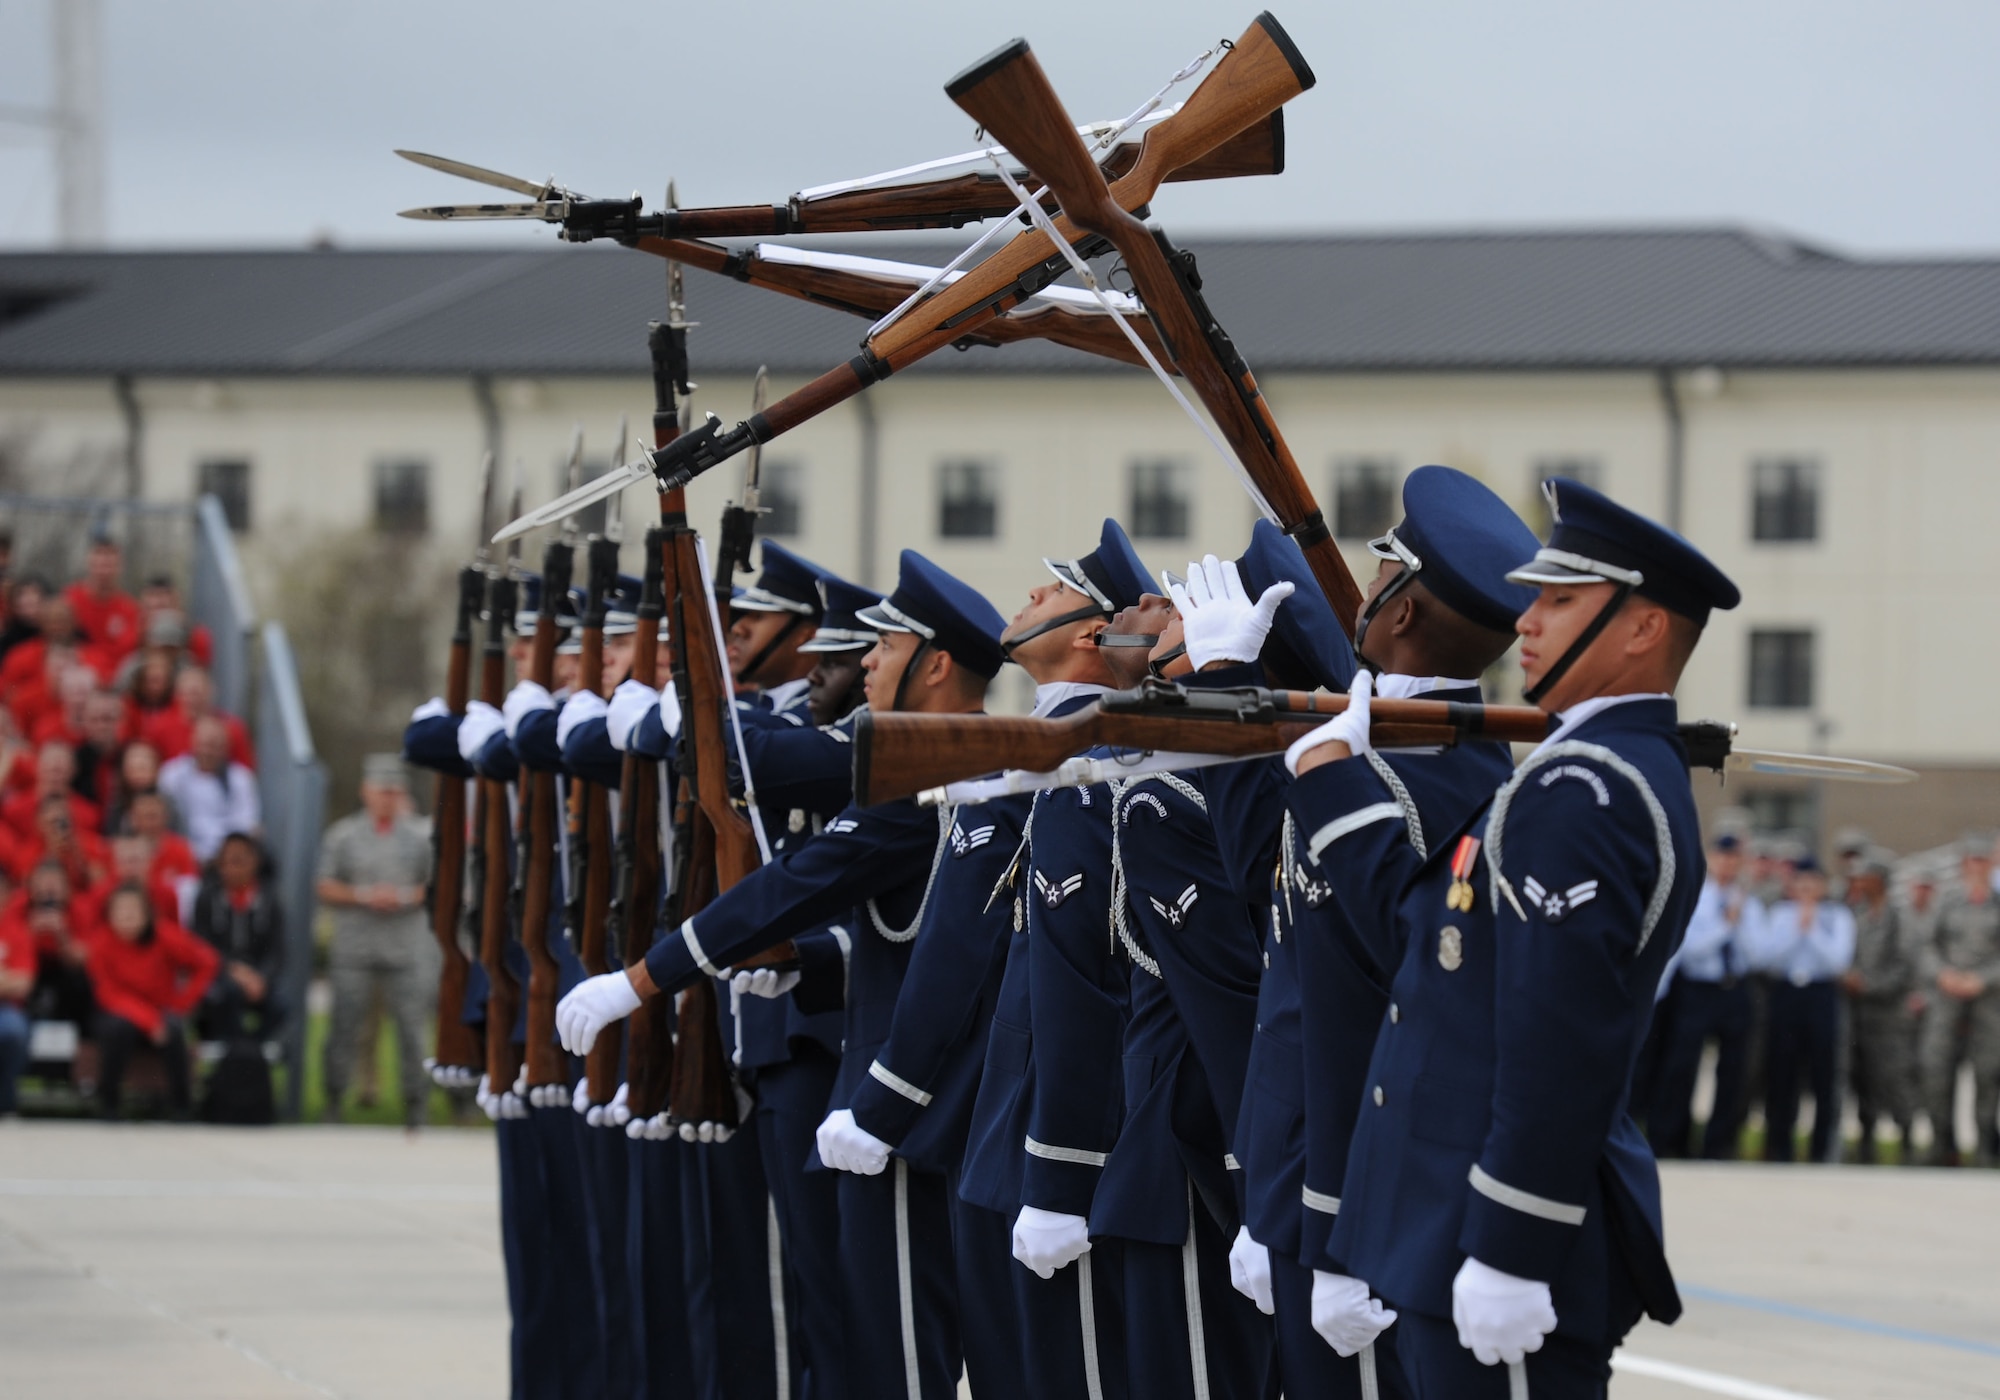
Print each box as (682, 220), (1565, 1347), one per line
(1446, 836), (1481, 913)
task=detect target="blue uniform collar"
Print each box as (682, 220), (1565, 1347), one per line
(1537, 692), (1675, 753)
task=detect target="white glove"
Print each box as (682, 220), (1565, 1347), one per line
(1168, 553), (1294, 671)
(1452, 1257), (1556, 1366)
(555, 970), (643, 1056)
(816, 1108), (891, 1176)
(606, 680), (658, 752)
(502, 680), (555, 739)
(411, 696), (450, 722)
(1285, 669), (1374, 775)
(658, 683), (683, 740)
(730, 967), (801, 1000)
(556, 688), (608, 748)
(457, 700), (506, 764)
(571, 1078), (592, 1116)
(1312, 1270), (1398, 1357)
(1012, 1205), (1091, 1279)
(1228, 1227), (1275, 1315)
(476, 1073), (527, 1121)
(424, 1056), (478, 1090)
(586, 1081), (630, 1128)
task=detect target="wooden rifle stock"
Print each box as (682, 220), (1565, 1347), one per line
(576, 536), (622, 1105)
(428, 566), (484, 1075)
(634, 111), (1283, 239)
(615, 526), (672, 1119)
(519, 540), (572, 1090)
(948, 33), (1363, 632)
(645, 14), (1314, 487)
(479, 574), (524, 1095)
(852, 684), (1557, 806)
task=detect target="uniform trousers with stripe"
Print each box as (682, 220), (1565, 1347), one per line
(1394, 1311), (1614, 1400)
(757, 1051), (849, 1400)
(528, 1104), (609, 1399)
(947, 1177), (1027, 1398)
(836, 1160), (958, 1399)
(1008, 1233), (1128, 1400)
(577, 1119), (638, 1399)
(629, 1136), (696, 1400)
(1268, 1249), (1410, 1400)
(681, 1123), (782, 1400)
(1118, 1200), (1270, 1400)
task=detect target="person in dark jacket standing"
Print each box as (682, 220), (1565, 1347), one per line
(193, 831), (286, 1044)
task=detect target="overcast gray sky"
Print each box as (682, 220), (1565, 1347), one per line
(2, 0), (1998, 255)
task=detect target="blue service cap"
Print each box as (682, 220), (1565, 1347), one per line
(1712, 831), (1742, 853)
(1237, 519), (1357, 692)
(603, 573), (643, 637)
(858, 550), (1007, 679)
(1368, 465), (1541, 633)
(1508, 478), (1741, 626)
(512, 572), (574, 640)
(799, 575), (885, 654)
(733, 540), (826, 617)
(1043, 518), (1155, 615)
(555, 587), (589, 654)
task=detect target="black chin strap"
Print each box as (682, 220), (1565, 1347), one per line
(1094, 632), (1159, 648)
(1147, 642), (1187, 679)
(1351, 565), (1418, 673)
(889, 638), (932, 713)
(1521, 582), (1635, 707)
(740, 611), (813, 688)
(999, 604), (1106, 661)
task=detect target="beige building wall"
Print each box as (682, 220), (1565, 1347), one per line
(4, 363), (1999, 839)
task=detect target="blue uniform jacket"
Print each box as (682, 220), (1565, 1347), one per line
(1324, 698), (1698, 1340)
(1283, 689), (1513, 1271)
(846, 793), (1031, 1176)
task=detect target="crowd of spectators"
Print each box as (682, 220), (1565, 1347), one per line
(0, 533), (281, 1120)
(1643, 825), (2000, 1166)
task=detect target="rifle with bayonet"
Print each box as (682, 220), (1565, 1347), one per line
(493, 12), (1318, 542)
(517, 434), (584, 1096)
(573, 510), (624, 1110)
(850, 680), (1922, 809)
(478, 566), (523, 1096)
(611, 521), (671, 1122)
(394, 109), (1282, 237)
(428, 543), (486, 1080)
(946, 34), (1362, 628)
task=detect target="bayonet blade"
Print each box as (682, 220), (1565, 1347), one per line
(494, 460), (652, 544)
(742, 367), (769, 505)
(606, 415), (629, 543)
(398, 200), (569, 223)
(1722, 749), (1918, 784)
(504, 460), (525, 565)
(473, 450), (497, 562)
(559, 427), (586, 544)
(395, 148), (565, 200)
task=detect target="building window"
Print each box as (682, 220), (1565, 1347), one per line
(1128, 458), (1191, 540)
(938, 459), (998, 539)
(1332, 457), (1397, 540)
(760, 462), (802, 538)
(1532, 457), (1602, 538)
(1748, 629), (1814, 709)
(1752, 458), (1820, 542)
(374, 458), (431, 536)
(1741, 789), (1815, 838)
(197, 459), (251, 532)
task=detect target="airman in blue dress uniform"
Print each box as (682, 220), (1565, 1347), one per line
(1288, 478), (1739, 1395)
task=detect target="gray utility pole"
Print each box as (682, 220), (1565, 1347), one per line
(0, 0), (105, 245)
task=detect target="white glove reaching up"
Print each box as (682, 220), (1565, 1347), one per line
(606, 679), (659, 752)
(502, 680), (555, 739)
(586, 1082), (630, 1129)
(731, 967), (801, 1000)
(457, 700), (506, 765)
(816, 1108), (891, 1175)
(556, 688), (608, 748)
(1452, 1257), (1556, 1366)
(1285, 670), (1375, 775)
(1312, 1270), (1398, 1356)
(1012, 1206), (1092, 1279)
(556, 970), (643, 1055)
(1168, 554), (1294, 671)
(1228, 1227), (1275, 1315)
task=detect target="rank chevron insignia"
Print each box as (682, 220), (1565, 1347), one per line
(825, 817), (860, 835)
(950, 823), (996, 858)
(1521, 876), (1598, 924)
(1035, 870), (1085, 909)
(1291, 863), (1331, 908)
(1147, 883), (1200, 930)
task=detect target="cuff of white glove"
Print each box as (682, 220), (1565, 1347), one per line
(502, 681), (555, 739)
(458, 701), (505, 764)
(658, 684), (682, 740)
(557, 688), (608, 748)
(606, 680), (657, 752)
(411, 696), (450, 722)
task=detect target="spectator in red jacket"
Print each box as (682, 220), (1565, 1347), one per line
(16, 793), (111, 894)
(81, 836), (182, 931)
(105, 741), (162, 837)
(128, 792), (200, 896)
(127, 647), (178, 730)
(88, 883), (217, 1119)
(0, 875), (31, 1116)
(139, 576), (213, 668)
(3, 742), (101, 844)
(13, 861), (93, 1026)
(27, 662), (97, 748)
(3, 596), (109, 711)
(73, 689), (128, 819)
(139, 666), (254, 770)
(65, 538), (143, 665)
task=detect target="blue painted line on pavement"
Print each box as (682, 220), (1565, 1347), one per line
(1682, 1283), (2000, 1359)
